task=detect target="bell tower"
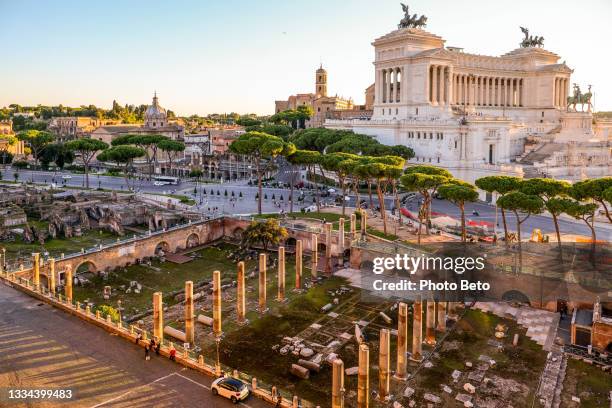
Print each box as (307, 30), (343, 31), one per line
(315, 64), (327, 98)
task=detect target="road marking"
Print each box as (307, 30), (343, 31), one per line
(89, 372), (177, 408)
(173, 372), (255, 408)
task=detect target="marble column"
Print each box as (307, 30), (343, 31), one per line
(338, 218), (345, 257)
(395, 302), (408, 380)
(496, 78), (502, 106)
(258, 254), (267, 313)
(436, 301), (447, 332)
(213, 270), (222, 336)
(325, 222), (332, 273)
(331, 359), (345, 408)
(311, 234), (318, 280)
(357, 343), (369, 408)
(277, 247), (285, 302)
(378, 328), (390, 401)
(185, 280), (194, 344)
(519, 79), (524, 107)
(237, 261), (246, 323)
(48, 258), (56, 295)
(386, 70), (391, 104)
(426, 298), (436, 345)
(510, 78), (515, 107)
(32, 252), (40, 290)
(64, 265), (72, 303)
(411, 297), (422, 361)
(295, 240), (303, 288)
(153, 291), (163, 342)
(431, 65), (438, 105)
(350, 213), (356, 239)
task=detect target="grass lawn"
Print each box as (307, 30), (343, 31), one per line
(561, 357), (612, 408)
(2, 223), (117, 261)
(73, 244), (254, 315)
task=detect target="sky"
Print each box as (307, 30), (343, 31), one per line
(1, 0), (610, 116)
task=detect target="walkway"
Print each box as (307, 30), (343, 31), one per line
(0, 282), (268, 408)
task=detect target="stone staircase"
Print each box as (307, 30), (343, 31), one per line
(537, 346), (568, 408)
(473, 302), (560, 351)
(518, 142), (565, 165)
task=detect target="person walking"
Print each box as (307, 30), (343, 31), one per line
(169, 347), (176, 361)
(144, 344), (150, 361)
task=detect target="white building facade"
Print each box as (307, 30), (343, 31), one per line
(325, 17), (609, 180)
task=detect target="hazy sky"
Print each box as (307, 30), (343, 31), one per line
(1, 0), (610, 115)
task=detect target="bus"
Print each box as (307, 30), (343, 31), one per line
(153, 176), (180, 185)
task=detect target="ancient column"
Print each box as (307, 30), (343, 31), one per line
(412, 297), (423, 361)
(258, 253), (267, 313)
(357, 344), (369, 408)
(331, 358), (344, 408)
(237, 261), (246, 324)
(395, 302), (408, 380)
(310, 234), (318, 280)
(378, 328), (390, 401)
(32, 252), (40, 290)
(350, 213), (356, 239)
(338, 217), (345, 257)
(213, 270), (222, 336)
(510, 78), (515, 107)
(436, 301), (447, 332)
(64, 265), (73, 303)
(360, 210), (367, 235)
(48, 258), (56, 295)
(185, 281), (194, 344)
(295, 240), (303, 289)
(325, 222), (332, 273)
(426, 298), (436, 345)
(277, 247), (285, 302)
(153, 292), (163, 342)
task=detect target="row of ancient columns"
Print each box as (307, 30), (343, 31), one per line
(379, 67), (403, 104)
(428, 65), (452, 105)
(450, 74), (524, 107)
(554, 77), (569, 108)
(331, 298), (459, 408)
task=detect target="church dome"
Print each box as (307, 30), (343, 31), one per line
(145, 93), (167, 120)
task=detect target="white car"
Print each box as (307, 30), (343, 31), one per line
(153, 181), (167, 186)
(211, 377), (250, 404)
(61, 175), (72, 180)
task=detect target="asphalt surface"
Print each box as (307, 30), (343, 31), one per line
(2, 168), (609, 240)
(0, 282), (268, 408)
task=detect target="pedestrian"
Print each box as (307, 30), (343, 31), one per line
(169, 347), (176, 361)
(145, 344), (150, 361)
(149, 338), (156, 354)
(155, 342), (161, 355)
(135, 333), (142, 344)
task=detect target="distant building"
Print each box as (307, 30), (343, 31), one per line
(91, 93), (184, 145)
(275, 65), (367, 127)
(0, 120), (25, 157)
(48, 117), (120, 141)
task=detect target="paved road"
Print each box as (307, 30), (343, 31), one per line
(0, 283), (268, 408)
(2, 168), (609, 240)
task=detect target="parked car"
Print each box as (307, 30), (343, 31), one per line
(61, 175), (72, 180)
(211, 377), (250, 404)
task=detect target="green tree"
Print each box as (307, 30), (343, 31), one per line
(321, 152), (359, 216)
(65, 138), (108, 188)
(401, 166), (453, 243)
(97, 146), (145, 189)
(229, 132), (295, 214)
(39, 143), (74, 170)
(570, 178), (612, 223)
(97, 305), (120, 323)
(496, 192), (544, 244)
(241, 219), (288, 251)
(16, 129), (54, 169)
(565, 201), (599, 261)
(438, 183), (479, 242)
(366, 156), (406, 235)
(287, 149), (321, 213)
(521, 178), (571, 253)
(296, 105), (314, 129)
(111, 134), (169, 179)
(475, 176), (522, 241)
(158, 139), (185, 176)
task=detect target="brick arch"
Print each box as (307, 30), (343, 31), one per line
(75, 260), (98, 274)
(186, 233), (200, 248)
(154, 241), (170, 255)
(501, 289), (531, 305)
